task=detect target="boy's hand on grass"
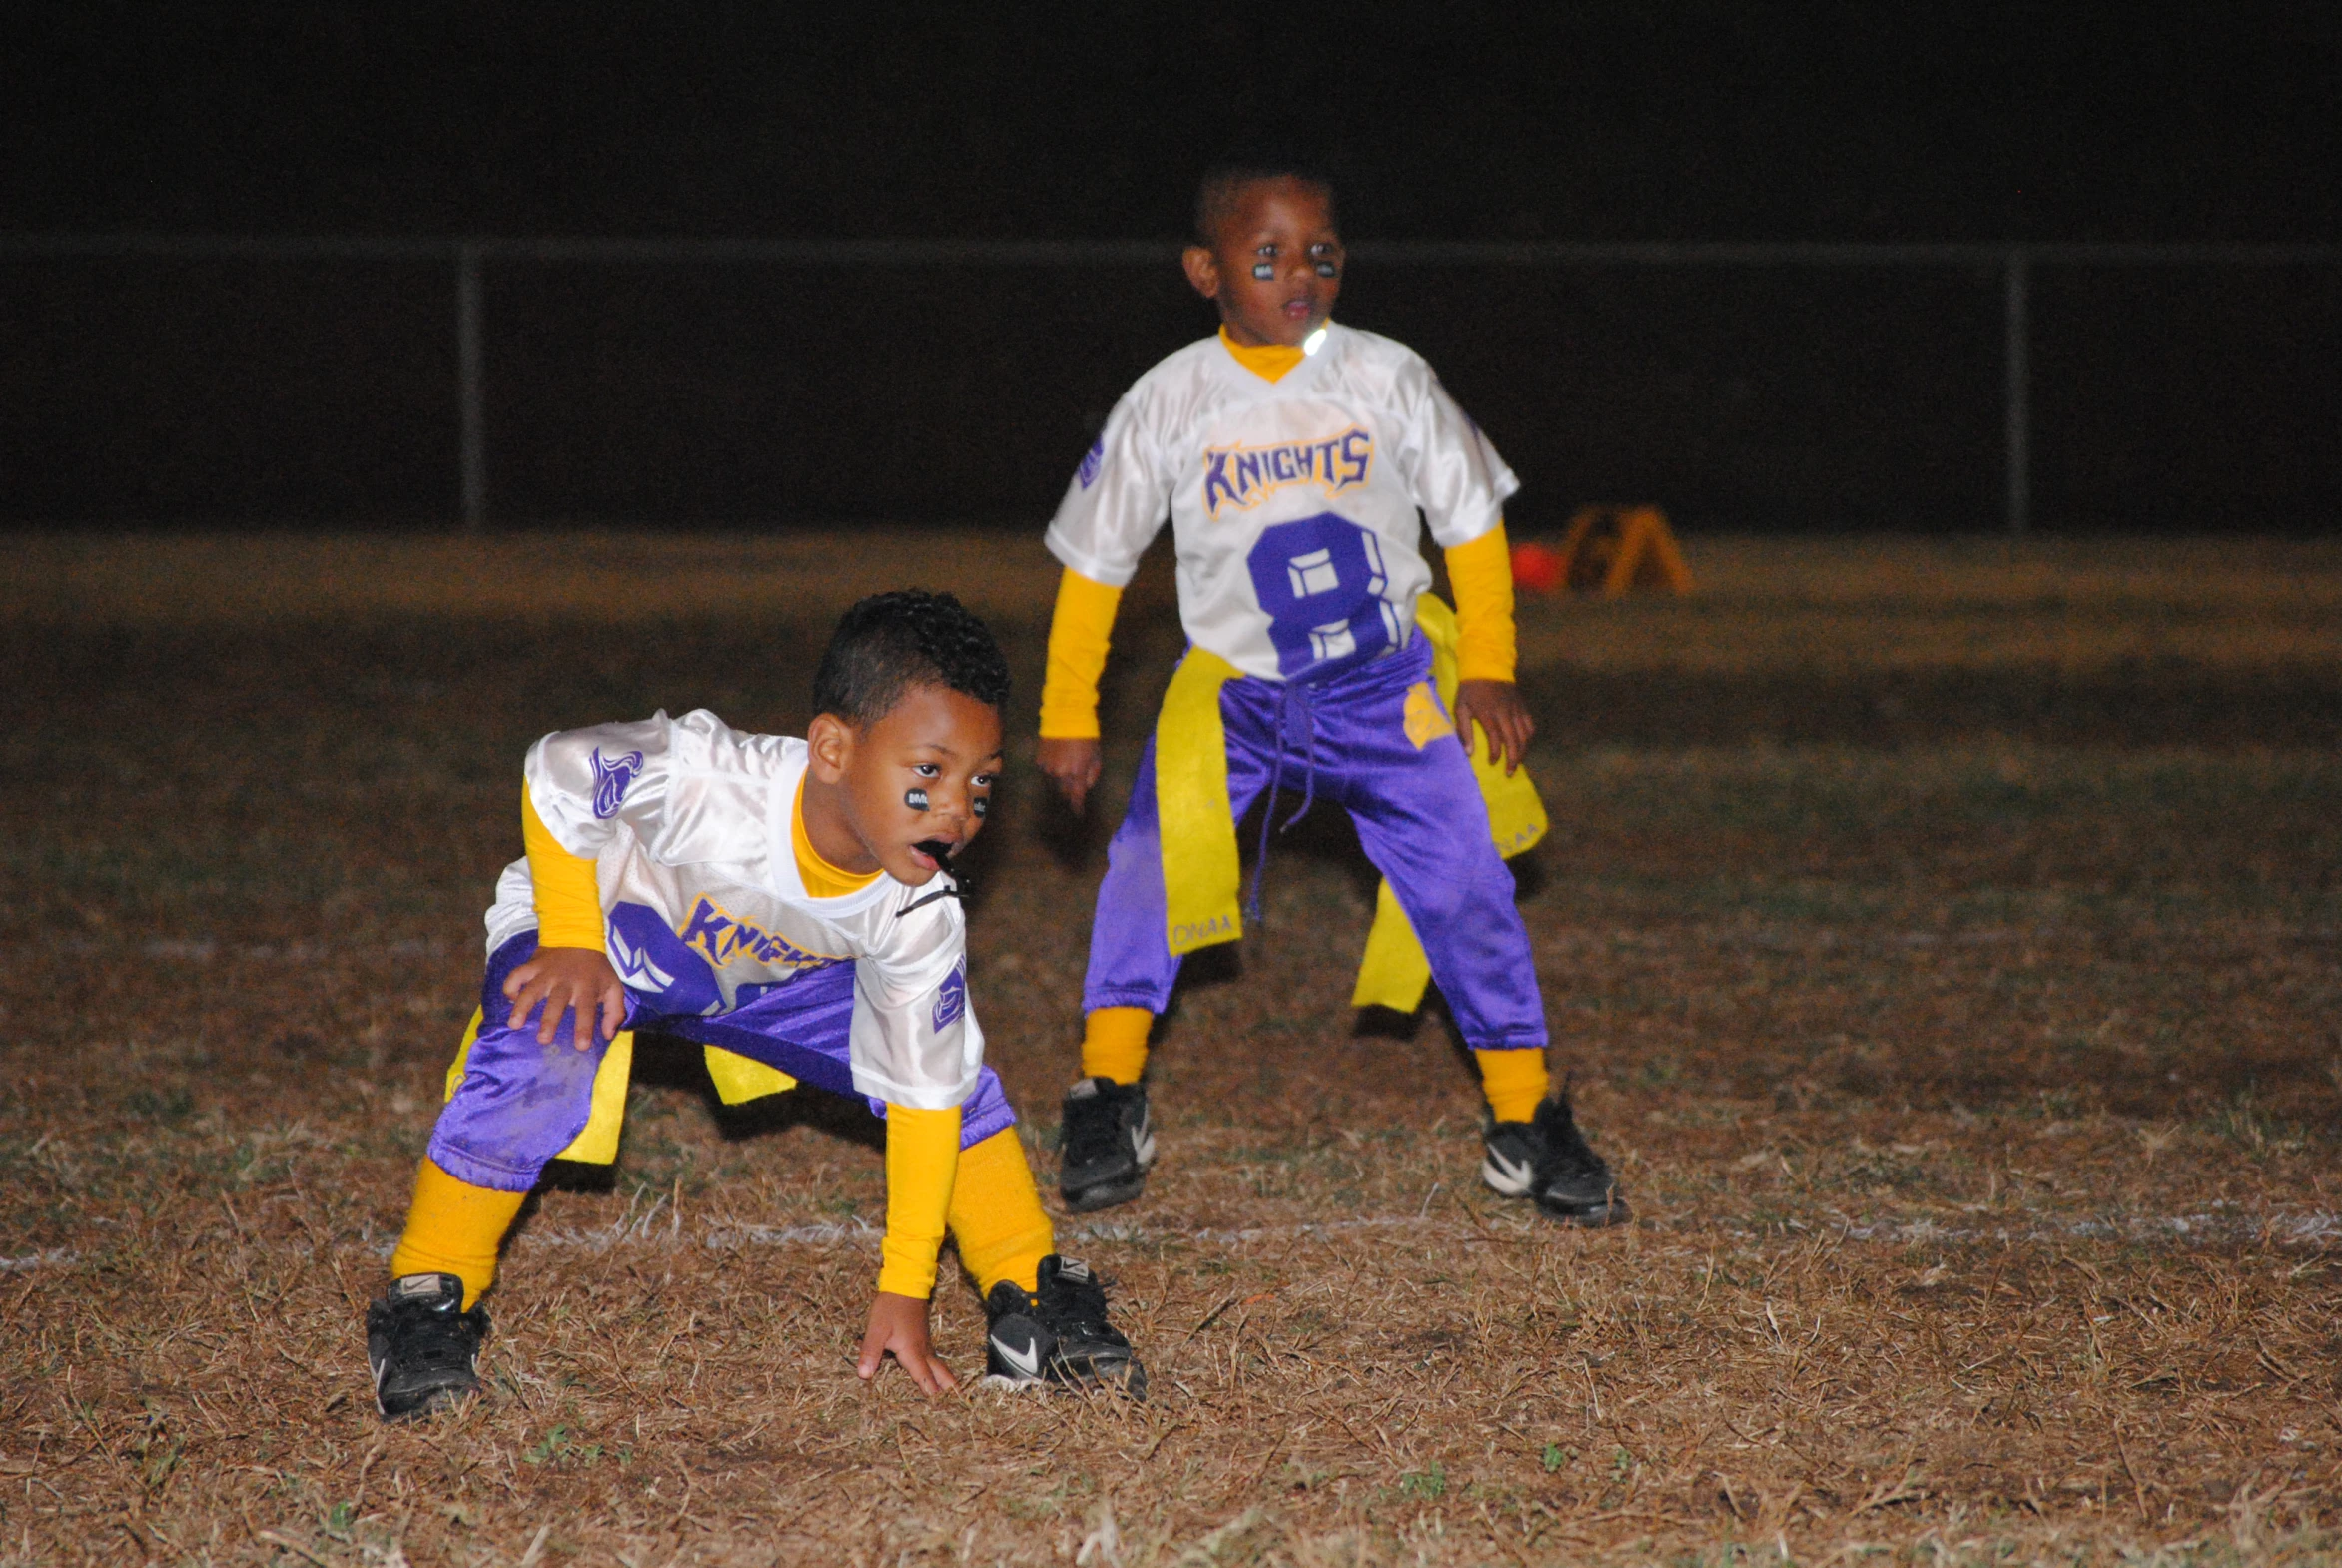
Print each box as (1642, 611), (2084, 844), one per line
(1451, 680), (1535, 775)
(858, 1291), (958, 1396)
(502, 947), (627, 1050)
(1037, 736), (1104, 814)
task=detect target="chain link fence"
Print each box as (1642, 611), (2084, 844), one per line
(3, 235), (2335, 531)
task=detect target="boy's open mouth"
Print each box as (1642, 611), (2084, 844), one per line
(904, 838), (976, 902)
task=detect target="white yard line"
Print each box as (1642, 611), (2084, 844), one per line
(1821, 1210), (2342, 1245)
(10, 937), (452, 963)
(473, 1206), (2342, 1259)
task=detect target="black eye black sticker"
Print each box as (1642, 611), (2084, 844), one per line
(905, 788), (930, 811)
(972, 798), (988, 819)
(1313, 259), (1338, 278)
(1251, 261), (1275, 280)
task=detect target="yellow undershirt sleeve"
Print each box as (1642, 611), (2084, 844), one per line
(521, 785), (606, 952)
(1443, 522), (1519, 686)
(1038, 567), (1124, 740)
(946, 1128), (1054, 1296)
(878, 1105), (962, 1299)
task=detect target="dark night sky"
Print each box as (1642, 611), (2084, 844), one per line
(5, 3), (2338, 242)
(3, 4), (2336, 530)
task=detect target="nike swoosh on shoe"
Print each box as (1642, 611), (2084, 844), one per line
(992, 1336), (1043, 1378)
(1483, 1150), (1536, 1194)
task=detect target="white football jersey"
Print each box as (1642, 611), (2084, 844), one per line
(486, 709), (982, 1111)
(1045, 323), (1519, 683)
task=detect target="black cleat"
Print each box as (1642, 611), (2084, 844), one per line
(1058, 1077), (1156, 1213)
(1481, 1091), (1630, 1226)
(365, 1273), (488, 1422)
(983, 1255), (1147, 1398)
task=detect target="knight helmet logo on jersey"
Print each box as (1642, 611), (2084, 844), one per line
(931, 960), (967, 1032)
(589, 749), (645, 819)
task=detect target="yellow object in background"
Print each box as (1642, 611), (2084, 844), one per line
(1548, 506), (1694, 597)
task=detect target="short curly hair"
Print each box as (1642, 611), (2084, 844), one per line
(1194, 157), (1337, 247)
(811, 589), (1011, 726)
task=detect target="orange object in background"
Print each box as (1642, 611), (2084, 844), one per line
(1548, 506), (1695, 597)
(1510, 541), (1564, 596)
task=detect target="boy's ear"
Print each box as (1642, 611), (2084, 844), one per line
(806, 712), (855, 783)
(1181, 245), (1221, 301)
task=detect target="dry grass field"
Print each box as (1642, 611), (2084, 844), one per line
(1, 530), (2337, 1567)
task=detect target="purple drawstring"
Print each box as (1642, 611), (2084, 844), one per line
(1242, 679), (1320, 925)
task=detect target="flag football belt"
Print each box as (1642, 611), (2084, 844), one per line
(1155, 593), (1547, 1013)
(442, 1012), (793, 1170)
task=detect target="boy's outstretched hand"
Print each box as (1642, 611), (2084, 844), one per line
(1037, 736), (1104, 814)
(858, 1291), (958, 1395)
(1450, 679), (1535, 775)
(502, 947), (628, 1050)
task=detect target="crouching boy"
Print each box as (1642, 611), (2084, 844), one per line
(364, 590), (1144, 1419)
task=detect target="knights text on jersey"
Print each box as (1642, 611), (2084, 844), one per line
(487, 709), (983, 1111)
(1044, 324), (1520, 683)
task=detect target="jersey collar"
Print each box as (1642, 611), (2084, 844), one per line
(1216, 321), (1337, 389)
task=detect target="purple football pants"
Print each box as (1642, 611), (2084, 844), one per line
(1082, 636), (1548, 1052)
(428, 933), (1019, 1193)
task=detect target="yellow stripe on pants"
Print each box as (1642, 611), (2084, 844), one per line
(440, 1005), (638, 1167)
(1156, 646), (1247, 957)
(1145, 597), (1548, 1011)
(1350, 595), (1547, 1012)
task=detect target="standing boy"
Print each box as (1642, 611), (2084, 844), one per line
(1036, 164), (1627, 1226)
(366, 591), (1144, 1420)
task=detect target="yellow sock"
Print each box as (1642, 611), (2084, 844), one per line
(388, 1160), (527, 1310)
(1080, 1006), (1154, 1085)
(1475, 1048), (1551, 1125)
(946, 1129), (1055, 1296)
